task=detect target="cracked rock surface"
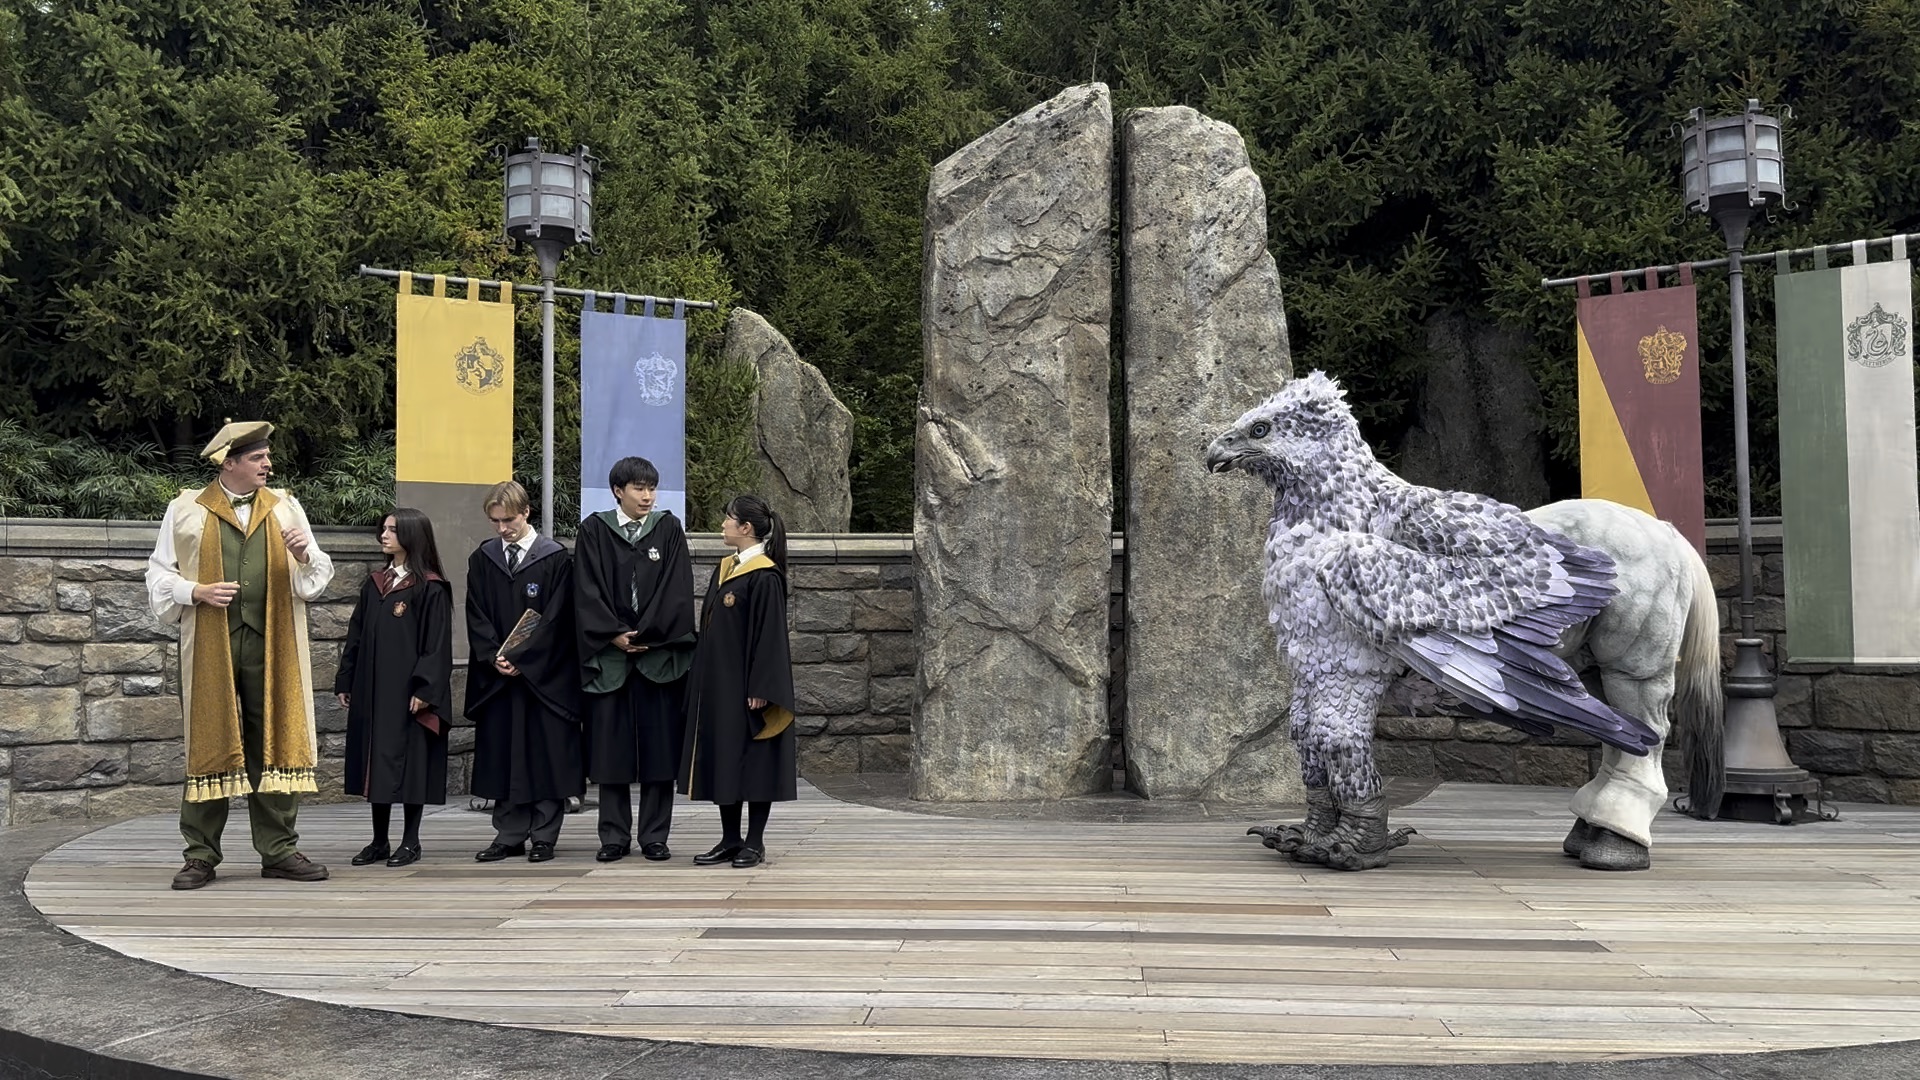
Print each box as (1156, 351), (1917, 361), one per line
(1118, 105), (1300, 802)
(912, 83), (1115, 801)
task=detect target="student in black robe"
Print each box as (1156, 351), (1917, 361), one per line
(335, 508), (453, 868)
(465, 481), (583, 863)
(680, 494), (796, 869)
(575, 457), (697, 863)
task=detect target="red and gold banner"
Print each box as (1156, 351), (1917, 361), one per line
(1576, 270), (1705, 554)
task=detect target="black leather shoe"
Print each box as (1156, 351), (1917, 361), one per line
(528, 841), (556, 863)
(475, 842), (525, 862)
(641, 842), (671, 862)
(731, 846), (765, 869)
(596, 844), (629, 863)
(692, 842), (742, 866)
(386, 845), (422, 868)
(351, 843), (392, 866)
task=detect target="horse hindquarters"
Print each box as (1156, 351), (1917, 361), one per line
(1529, 501), (1720, 854)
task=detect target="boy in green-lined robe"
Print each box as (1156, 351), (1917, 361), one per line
(144, 421), (335, 891)
(574, 457), (696, 862)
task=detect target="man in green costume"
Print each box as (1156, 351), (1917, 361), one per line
(145, 421), (335, 890)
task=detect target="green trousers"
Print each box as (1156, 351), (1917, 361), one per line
(178, 624), (301, 867)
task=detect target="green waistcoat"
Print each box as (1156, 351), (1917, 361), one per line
(219, 514), (271, 635)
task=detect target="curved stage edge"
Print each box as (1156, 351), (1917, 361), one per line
(7, 782), (1920, 1080)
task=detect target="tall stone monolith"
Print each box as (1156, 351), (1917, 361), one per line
(725, 309), (855, 531)
(1120, 106), (1301, 802)
(911, 84), (1115, 801)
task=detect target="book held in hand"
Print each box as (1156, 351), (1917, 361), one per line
(497, 608), (543, 663)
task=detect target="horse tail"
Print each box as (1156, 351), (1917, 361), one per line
(1675, 543), (1725, 819)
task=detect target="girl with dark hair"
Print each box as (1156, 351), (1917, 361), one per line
(335, 508), (454, 867)
(679, 495), (795, 868)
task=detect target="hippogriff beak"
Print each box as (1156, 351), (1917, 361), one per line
(1203, 436), (1238, 474)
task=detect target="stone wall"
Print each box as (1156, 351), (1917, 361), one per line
(6, 517), (1920, 826)
(0, 522), (917, 827)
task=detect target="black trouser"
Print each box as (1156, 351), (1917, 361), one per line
(490, 799), (564, 846)
(598, 781), (674, 848)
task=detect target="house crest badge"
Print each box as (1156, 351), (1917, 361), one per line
(1846, 303), (1909, 369)
(454, 338), (508, 395)
(633, 352), (678, 407)
(722, 592), (735, 608)
(648, 547), (661, 561)
(1637, 326), (1687, 386)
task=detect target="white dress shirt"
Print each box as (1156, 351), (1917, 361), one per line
(146, 486), (332, 619)
(735, 541), (767, 565)
(503, 528), (538, 570)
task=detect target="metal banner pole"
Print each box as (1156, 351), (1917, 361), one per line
(541, 273), (557, 534)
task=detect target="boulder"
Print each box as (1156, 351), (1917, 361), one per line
(912, 83), (1115, 800)
(1118, 104), (1300, 802)
(727, 309), (855, 532)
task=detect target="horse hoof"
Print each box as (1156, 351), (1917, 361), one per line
(1578, 828), (1651, 871)
(1562, 819), (1594, 858)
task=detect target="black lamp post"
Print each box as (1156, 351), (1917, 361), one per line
(504, 137), (597, 533)
(1679, 101), (1819, 824)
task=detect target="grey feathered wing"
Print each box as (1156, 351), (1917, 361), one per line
(1317, 486), (1659, 756)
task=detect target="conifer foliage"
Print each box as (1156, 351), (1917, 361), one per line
(1, 0), (1915, 526)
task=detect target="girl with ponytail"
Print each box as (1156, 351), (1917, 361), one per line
(679, 495), (797, 868)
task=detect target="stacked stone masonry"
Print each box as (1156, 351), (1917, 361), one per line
(0, 523), (918, 826)
(2, 518), (1915, 825)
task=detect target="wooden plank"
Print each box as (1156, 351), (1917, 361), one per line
(20, 781), (1920, 1067)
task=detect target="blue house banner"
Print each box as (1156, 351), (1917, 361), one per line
(580, 295), (687, 523)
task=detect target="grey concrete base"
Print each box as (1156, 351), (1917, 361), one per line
(5, 814), (1920, 1080)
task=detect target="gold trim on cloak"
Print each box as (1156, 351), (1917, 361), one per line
(182, 484), (318, 801)
(713, 554), (792, 740)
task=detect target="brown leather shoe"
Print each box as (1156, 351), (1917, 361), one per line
(171, 858), (216, 891)
(261, 852), (330, 882)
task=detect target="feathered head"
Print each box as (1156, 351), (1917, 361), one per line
(1203, 371), (1374, 484)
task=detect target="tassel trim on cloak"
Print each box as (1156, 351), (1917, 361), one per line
(185, 767), (319, 802)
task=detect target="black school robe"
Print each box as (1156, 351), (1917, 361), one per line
(679, 556), (797, 804)
(465, 536), (584, 803)
(336, 568), (453, 804)
(575, 510), (697, 785)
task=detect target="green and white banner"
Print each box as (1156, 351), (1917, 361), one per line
(1775, 239), (1920, 664)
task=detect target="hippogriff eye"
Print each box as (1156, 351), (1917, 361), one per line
(1249, 421), (1271, 439)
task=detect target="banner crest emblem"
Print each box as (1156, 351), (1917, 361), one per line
(454, 338), (508, 394)
(1637, 326), (1687, 385)
(633, 352), (679, 407)
(1846, 303), (1909, 369)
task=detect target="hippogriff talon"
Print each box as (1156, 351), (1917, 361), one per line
(1307, 794), (1416, 872)
(1247, 787), (1339, 857)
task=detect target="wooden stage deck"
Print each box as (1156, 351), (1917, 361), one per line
(23, 782), (1920, 1067)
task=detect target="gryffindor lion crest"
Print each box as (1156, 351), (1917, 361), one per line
(1637, 326), (1687, 386)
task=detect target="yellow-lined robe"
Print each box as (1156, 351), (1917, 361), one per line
(150, 485), (332, 801)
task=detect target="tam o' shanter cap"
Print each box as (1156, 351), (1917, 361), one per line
(201, 420), (274, 464)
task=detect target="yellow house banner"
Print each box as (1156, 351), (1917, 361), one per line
(395, 272), (515, 484)
(394, 272), (516, 660)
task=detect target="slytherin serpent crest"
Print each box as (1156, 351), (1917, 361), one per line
(1847, 303), (1909, 369)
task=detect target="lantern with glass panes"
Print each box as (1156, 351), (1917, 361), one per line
(503, 138), (596, 279)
